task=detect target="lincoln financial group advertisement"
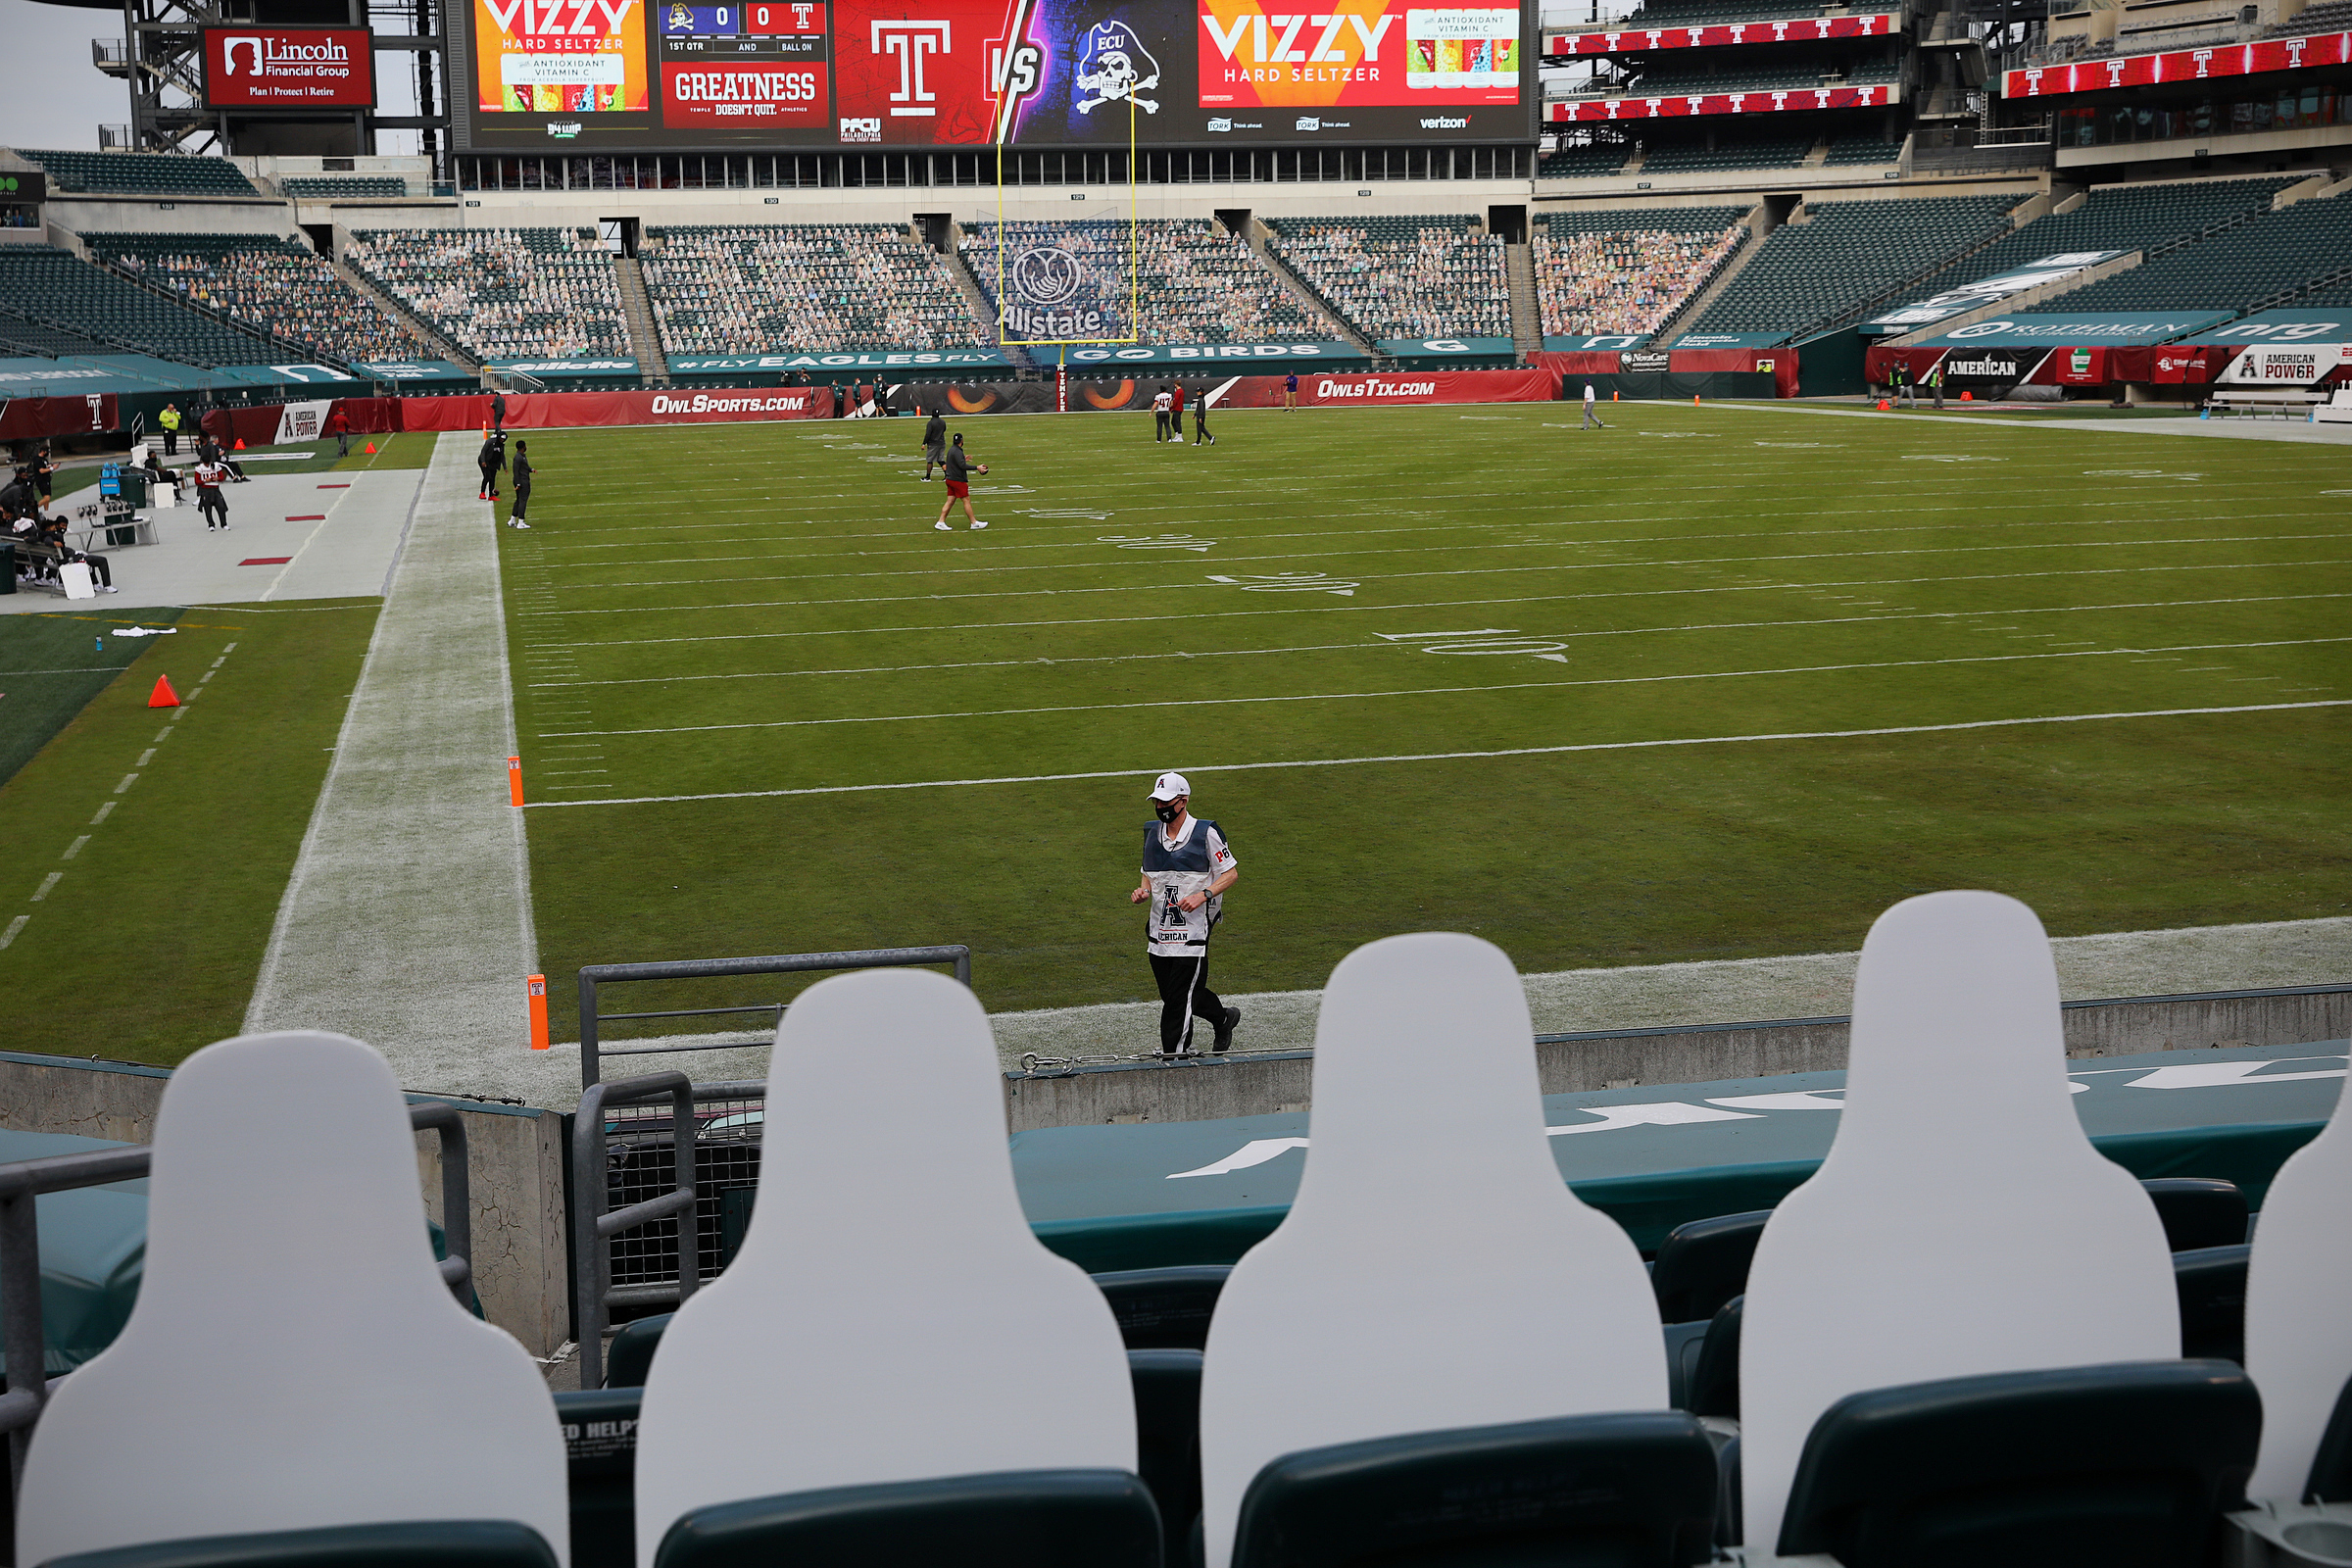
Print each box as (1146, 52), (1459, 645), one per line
(456, 0), (1531, 148)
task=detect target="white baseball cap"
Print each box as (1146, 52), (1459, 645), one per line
(1149, 771), (1191, 802)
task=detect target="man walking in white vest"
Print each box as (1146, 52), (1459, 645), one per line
(1129, 771), (1242, 1057)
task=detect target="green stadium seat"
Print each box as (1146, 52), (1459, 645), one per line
(2144, 1177), (2249, 1250)
(1228, 1412), (1721, 1568)
(0, 246), (283, 367)
(36, 1521), (558, 1568)
(1129, 1350), (1205, 1567)
(555, 1388), (641, 1568)
(15, 149), (257, 198)
(1650, 1208), (1770, 1325)
(1094, 1264), (1231, 1350)
(652, 1471), (1161, 1568)
(2176, 1244), (2251, 1364)
(1262, 215), (1509, 340)
(281, 177), (407, 200)
(1684, 194), (2013, 336)
(1775, 1361), (2262, 1568)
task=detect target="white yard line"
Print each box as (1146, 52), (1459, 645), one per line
(244, 432), (540, 1099)
(522, 697), (2352, 809)
(526, 588), (2352, 655)
(534, 637), (2351, 740)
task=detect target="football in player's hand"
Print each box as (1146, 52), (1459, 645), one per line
(976, 464), (990, 474)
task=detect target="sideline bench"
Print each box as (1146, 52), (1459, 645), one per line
(2204, 389), (2324, 417)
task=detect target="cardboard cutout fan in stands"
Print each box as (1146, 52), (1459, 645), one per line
(1738, 891), (2180, 1552)
(2245, 1041), (2352, 1500)
(631, 967), (1137, 1565)
(16, 1031), (571, 1566)
(1197, 932), (1670, 1568)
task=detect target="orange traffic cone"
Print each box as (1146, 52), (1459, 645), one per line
(1692, 394), (1701, 405)
(1960, 390), (1973, 402)
(232, 438), (245, 450)
(363, 441), (377, 453)
(149, 675), (179, 708)
(1877, 399), (1891, 411)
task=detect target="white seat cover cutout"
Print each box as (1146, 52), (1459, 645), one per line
(631, 966), (1136, 1564)
(1198, 932), (1669, 1568)
(2245, 1043), (2352, 1500)
(1739, 891), (2180, 1553)
(17, 1031), (570, 1566)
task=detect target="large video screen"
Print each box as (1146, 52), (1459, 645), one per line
(202, 26), (376, 109)
(456, 0), (1532, 148)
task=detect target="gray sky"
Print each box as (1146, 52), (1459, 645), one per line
(0, 2), (131, 153)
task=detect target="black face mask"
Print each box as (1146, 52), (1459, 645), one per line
(1153, 803), (1179, 824)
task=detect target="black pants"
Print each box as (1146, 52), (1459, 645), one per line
(162, 429), (178, 455)
(479, 464), (499, 497)
(76, 552), (111, 589)
(1193, 412), (1211, 444)
(197, 489), (227, 528)
(1150, 950), (1227, 1055)
(511, 483), (529, 520)
(1153, 413), (1170, 441)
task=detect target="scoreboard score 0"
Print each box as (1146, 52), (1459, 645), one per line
(659, 1), (829, 129)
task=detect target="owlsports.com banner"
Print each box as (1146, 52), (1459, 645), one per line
(401, 386), (836, 428)
(460, 0), (1531, 148)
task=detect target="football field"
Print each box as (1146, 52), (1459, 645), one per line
(498, 400), (2352, 1046)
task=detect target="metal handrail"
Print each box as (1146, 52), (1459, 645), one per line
(577, 946), (973, 1087)
(1, 1102), (476, 1494)
(570, 1071), (703, 1390)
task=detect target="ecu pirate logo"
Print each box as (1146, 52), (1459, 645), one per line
(1075, 20), (1160, 114)
(665, 3), (692, 29)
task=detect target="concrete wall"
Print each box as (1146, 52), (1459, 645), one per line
(0, 1053), (569, 1356)
(45, 196), (301, 238)
(1000, 984), (2352, 1131)
(453, 178), (1534, 231)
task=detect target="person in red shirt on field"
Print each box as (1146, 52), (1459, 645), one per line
(930, 433), (989, 532)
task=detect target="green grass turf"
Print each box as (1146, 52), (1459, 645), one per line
(0, 609), (184, 788)
(0, 599), (379, 1064)
(493, 402), (2352, 1042)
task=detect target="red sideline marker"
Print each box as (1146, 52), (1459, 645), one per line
(285, 514), (326, 521)
(239, 557), (292, 566)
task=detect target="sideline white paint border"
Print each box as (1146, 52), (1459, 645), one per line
(1700, 399), (2352, 444)
(520, 698), (2352, 808)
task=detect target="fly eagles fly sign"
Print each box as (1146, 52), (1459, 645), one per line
(203, 27), (376, 108)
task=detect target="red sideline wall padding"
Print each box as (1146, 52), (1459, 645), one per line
(0, 394), (120, 441)
(1530, 349), (1796, 398)
(1212, 368), (1558, 409)
(397, 387), (836, 431)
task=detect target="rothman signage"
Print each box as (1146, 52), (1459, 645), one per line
(1915, 311), (2234, 347)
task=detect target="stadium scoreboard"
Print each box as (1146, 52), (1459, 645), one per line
(452, 0), (1534, 149)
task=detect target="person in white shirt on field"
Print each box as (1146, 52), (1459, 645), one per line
(1583, 379), (1606, 429)
(1129, 771), (1242, 1057)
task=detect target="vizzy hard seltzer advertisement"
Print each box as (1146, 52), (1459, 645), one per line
(476, 0), (649, 113)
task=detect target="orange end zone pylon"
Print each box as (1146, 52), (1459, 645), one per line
(507, 755), (524, 807)
(527, 974), (549, 1051)
(148, 675), (179, 708)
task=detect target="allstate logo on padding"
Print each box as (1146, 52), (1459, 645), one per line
(1011, 247), (1086, 307)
